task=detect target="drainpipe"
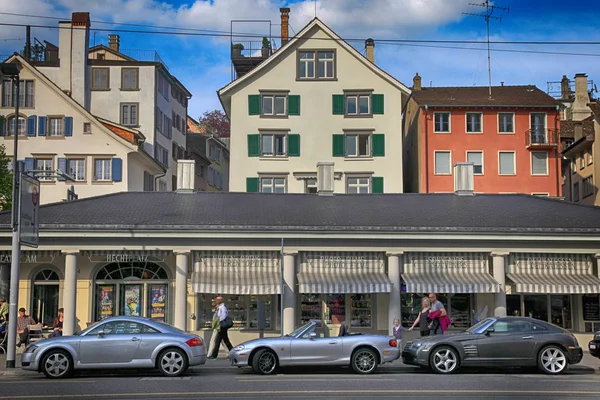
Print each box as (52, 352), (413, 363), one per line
(555, 106), (560, 197)
(424, 105), (429, 193)
(153, 167), (167, 191)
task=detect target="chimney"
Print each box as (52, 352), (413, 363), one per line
(108, 34), (120, 52)
(176, 159), (195, 193)
(316, 162), (335, 196)
(58, 12), (91, 110)
(280, 8), (290, 46)
(572, 73), (591, 121)
(413, 73), (422, 91)
(453, 163), (474, 196)
(365, 38), (375, 63)
(561, 75), (572, 100)
(573, 122), (584, 141)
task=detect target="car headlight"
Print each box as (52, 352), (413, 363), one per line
(24, 344), (38, 354)
(411, 341), (422, 349)
(233, 345), (245, 352)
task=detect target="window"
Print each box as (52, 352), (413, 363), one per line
(588, 148), (593, 165)
(434, 151), (451, 175)
(298, 50), (335, 79)
(498, 112), (514, 133)
(262, 95), (286, 116)
(345, 134), (370, 157)
(499, 151), (516, 175)
(48, 117), (63, 136)
(347, 176), (370, 194)
(2, 79), (34, 107)
(434, 112), (450, 133)
(142, 172), (154, 192)
(530, 113), (547, 143)
(573, 182), (580, 202)
(580, 151), (585, 169)
(346, 94), (370, 115)
(261, 134), (286, 157)
(68, 159), (85, 181)
(531, 151), (548, 175)
(157, 73), (170, 100)
(94, 159), (111, 181)
(260, 177), (286, 193)
(305, 178), (317, 194)
(466, 112), (482, 133)
(571, 158), (577, 175)
(120, 103), (138, 126)
(92, 68), (109, 90)
(154, 144), (169, 167)
(121, 68), (139, 90)
(158, 180), (167, 192)
(156, 108), (163, 133)
(35, 158), (53, 181)
(83, 122), (91, 133)
(7, 116), (26, 136)
(466, 151), (483, 174)
(583, 176), (594, 198)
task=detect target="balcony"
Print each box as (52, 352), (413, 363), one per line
(230, 40), (274, 79)
(526, 129), (559, 150)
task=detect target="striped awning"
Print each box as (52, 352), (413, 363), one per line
(298, 252), (392, 293)
(403, 252), (500, 293)
(508, 253), (600, 294)
(192, 251), (281, 295)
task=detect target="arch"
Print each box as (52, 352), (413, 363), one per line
(28, 264), (63, 281)
(5, 113), (28, 137)
(94, 261), (170, 281)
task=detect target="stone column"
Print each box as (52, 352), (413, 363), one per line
(282, 252), (297, 335)
(63, 252), (78, 336)
(174, 252), (190, 331)
(596, 254), (600, 281)
(492, 252), (508, 317)
(387, 252), (403, 335)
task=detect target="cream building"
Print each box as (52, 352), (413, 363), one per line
(219, 11), (410, 194)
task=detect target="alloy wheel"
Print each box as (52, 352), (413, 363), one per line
(161, 351), (184, 375)
(432, 348), (458, 373)
(44, 352), (70, 378)
(258, 352), (276, 374)
(540, 347), (567, 374)
(354, 350), (376, 373)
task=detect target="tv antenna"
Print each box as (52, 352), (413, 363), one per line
(463, 1), (509, 98)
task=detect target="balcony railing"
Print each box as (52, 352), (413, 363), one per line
(231, 40), (274, 59)
(526, 128), (559, 149)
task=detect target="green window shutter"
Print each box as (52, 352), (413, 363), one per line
(372, 177), (384, 193)
(288, 134), (300, 156)
(247, 134), (260, 157)
(332, 94), (345, 115)
(248, 95), (261, 115)
(332, 134), (345, 157)
(246, 177), (259, 193)
(288, 95), (300, 115)
(372, 134), (385, 157)
(372, 94), (384, 114)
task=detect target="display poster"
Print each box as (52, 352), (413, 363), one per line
(150, 285), (166, 322)
(98, 286), (114, 320)
(583, 294), (600, 321)
(124, 285), (141, 316)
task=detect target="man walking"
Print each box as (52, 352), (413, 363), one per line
(207, 296), (233, 359)
(428, 293), (447, 335)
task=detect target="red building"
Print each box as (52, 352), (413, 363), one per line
(404, 75), (563, 196)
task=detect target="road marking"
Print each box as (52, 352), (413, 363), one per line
(236, 378), (397, 382)
(0, 380), (97, 384)
(2, 389), (600, 399)
(139, 377), (192, 381)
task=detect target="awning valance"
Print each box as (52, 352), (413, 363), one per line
(298, 252), (392, 293)
(508, 253), (600, 294)
(403, 252), (500, 293)
(192, 251), (281, 295)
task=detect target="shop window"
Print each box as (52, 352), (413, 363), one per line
(32, 268), (60, 326)
(350, 294), (372, 328)
(507, 294), (522, 316)
(550, 295), (572, 329)
(96, 262), (168, 280)
(196, 294), (276, 330)
(583, 294), (600, 333)
(301, 294), (322, 324)
(524, 295), (548, 322)
(326, 294), (346, 324)
(301, 294), (374, 328)
(449, 294), (472, 328)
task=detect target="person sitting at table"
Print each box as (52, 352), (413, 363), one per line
(16, 307), (36, 347)
(49, 308), (64, 338)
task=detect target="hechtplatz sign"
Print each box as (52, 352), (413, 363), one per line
(19, 174), (40, 248)
(86, 250), (168, 263)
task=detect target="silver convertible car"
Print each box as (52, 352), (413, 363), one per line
(21, 316), (206, 378)
(229, 321), (400, 374)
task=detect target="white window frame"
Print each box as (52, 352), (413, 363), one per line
(434, 150), (452, 175)
(531, 151), (549, 176)
(579, 151), (585, 169)
(94, 158), (112, 181)
(345, 133), (371, 158)
(260, 133), (287, 157)
(530, 112), (548, 143)
(35, 158), (53, 181)
(2, 79), (35, 108)
(465, 112), (483, 134)
(260, 176), (287, 194)
(434, 112), (451, 133)
(121, 103), (139, 127)
(588, 148), (593, 165)
(298, 51), (315, 79)
(68, 158), (86, 181)
(498, 112), (515, 134)
(346, 176), (371, 194)
(261, 95), (287, 116)
(7, 115), (26, 136)
(498, 151), (516, 176)
(48, 116), (64, 137)
(317, 51), (335, 79)
(466, 151), (484, 175)
(345, 94), (370, 116)
(305, 178), (317, 194)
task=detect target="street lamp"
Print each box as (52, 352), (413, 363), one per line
(1, 61), (23, 368)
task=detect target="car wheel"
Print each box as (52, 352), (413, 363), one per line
(252, 349), (278, 375)
(538, 345), (567, 375)
(41, 349), (73, 379)
(158, 348), (188, 377)
(430, 346), (460, 374)
(351, 348), (378, 374)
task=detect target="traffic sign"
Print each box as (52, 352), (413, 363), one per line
(19, 173), (40, 248)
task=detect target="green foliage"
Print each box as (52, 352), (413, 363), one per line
(0, 142), (12, 211)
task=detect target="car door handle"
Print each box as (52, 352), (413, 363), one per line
(522, 336), (534, 339)
(329, 341), (337, 344)
(131, 337), (140, 342)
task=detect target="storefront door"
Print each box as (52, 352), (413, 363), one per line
(31, 269), (60, 325)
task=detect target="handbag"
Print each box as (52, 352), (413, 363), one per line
(220, 315), (234, 330)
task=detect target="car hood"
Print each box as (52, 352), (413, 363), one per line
(414, 332), (474, 343)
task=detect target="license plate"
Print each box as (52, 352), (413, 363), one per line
(591, 344), (597, 349)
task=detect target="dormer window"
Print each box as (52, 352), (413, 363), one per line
(298, 50), (335, 80)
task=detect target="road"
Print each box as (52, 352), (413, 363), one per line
(1, 362), (600, 400)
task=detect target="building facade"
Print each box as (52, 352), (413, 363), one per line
(1, 163), (600, 346)
(404, 75), (563, 196)
(219, 10), (410, 194)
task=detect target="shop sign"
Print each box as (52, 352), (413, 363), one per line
(89, 253), (165, 263)
(303, 252), (384, 269)
(200, 253), (280, 268)
(0, 254), (55, 264)
(511, 254), (593, 273)
(406, 253), (487, 272)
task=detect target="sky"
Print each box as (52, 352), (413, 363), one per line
(0, 0), (599, 120)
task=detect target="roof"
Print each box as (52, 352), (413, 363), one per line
(186, 116), (205, 134)
(411, 86), (562, 108)
(218, 18), (411, 98)
(589, 102), (600, 117)
(1, 191), (600, 234)
(185, 133), (211, 165)
(560, 118), (595, 139)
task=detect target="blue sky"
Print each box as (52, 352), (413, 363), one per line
(0, 0), (599, 120)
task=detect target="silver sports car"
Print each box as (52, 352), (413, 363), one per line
(229, 321), (400, 374)
(21, 316), (206, 378)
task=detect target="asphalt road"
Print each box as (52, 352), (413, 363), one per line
(1, 363), (600, 400)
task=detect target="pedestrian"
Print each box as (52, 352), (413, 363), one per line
(408, 297), (432, 337)
(392, 318), (405, 342)
(16, 307), (36, 347)
(206, 298), (219, 357)
(207, 296), (234, 359)
(427, 293), (450, 335)
(0, 297), (8, 322)
(49, 308), (64, 338)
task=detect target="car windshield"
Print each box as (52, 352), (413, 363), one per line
(74, 321), (101, 336)
(288, 322), (313, 337)
(466, 318), (496, 333)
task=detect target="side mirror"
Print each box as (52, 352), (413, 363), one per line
(485, 328), (495, 336)
(308, 332), (317, 339)
(97, 330), (105, 338)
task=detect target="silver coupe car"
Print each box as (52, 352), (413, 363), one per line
(21, 316), (206, 379)
(229, 321), (400, 375)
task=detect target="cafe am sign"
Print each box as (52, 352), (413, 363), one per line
(0, 253), (54, 264)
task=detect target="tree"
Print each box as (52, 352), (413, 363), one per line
(0, 142), (12, 211)
(199, 109), (230, 138)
